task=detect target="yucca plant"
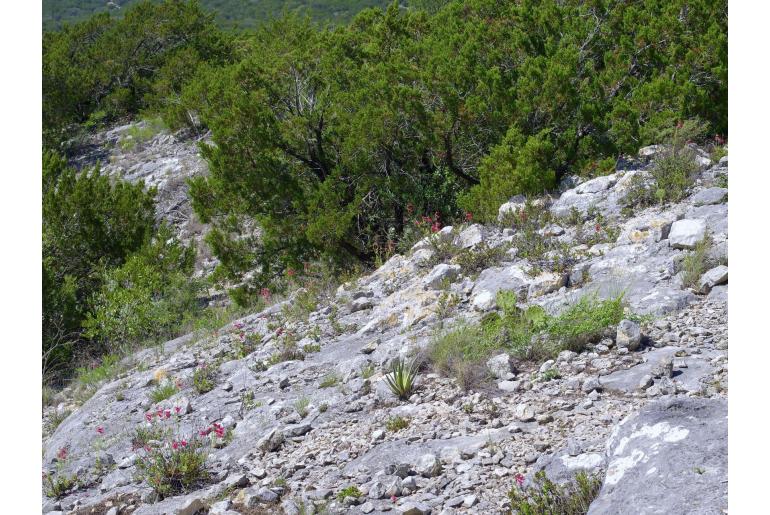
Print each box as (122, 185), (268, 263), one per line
(385, 358), (417, 400)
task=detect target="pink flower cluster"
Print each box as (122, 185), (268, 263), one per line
(145, 408), (173, 422)
(414, 212), (443, 233)
(514, 473), (525, 487)
(199, 422), (225, 439)
(171, 439), (188, 450)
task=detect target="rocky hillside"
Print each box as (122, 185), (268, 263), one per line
(68, 121), (216, 277)
(42, 146), (728, 515)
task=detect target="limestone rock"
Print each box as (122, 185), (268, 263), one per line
(257, 428), (284, 452)
(455, 224), (485, 248)
(498, 195), (527, 222)
(514, 403), (536, 422)
(691, 187), (727, 206)
(415, 453), (442, 477)
(487, 354), (515, 380)
(472, 290), (496, 311)
(528, 272), (568, 298)
(588, 398), (727, 514)
(698, 266), (728, 294)
(423, 264), (461, 289)
(616, 320), (641, 351)
(398, 501), (432, 515)
(669, 219), (707, 249)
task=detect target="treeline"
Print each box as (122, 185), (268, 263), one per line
(43, 0), (390, 31)
(182, 0), (727, 301)
(42, 0), (727, 381)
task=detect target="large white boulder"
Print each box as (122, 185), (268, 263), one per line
(668, 219), (707, 249)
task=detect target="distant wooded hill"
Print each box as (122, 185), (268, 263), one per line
(43, 0), (391, 30)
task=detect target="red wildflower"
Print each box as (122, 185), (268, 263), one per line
(164, 410), (171, 419)
(465, 211), (473, 222)
(181, 440), (188, 447)
(431, 221), (441, 233)
(391, 495), (397, 503)
(175, 406), (181, 414)
(286, 267), (296, 277)
(260, 287), (271, 300)
(57, 447), (68, 461)
(157, 409), (163, 418)
(96, 426), (104, 435)
(515, 473), (525, 487)
(172, 441), (179, 450)
(199, 428), (211, 437)
(145, 412), (153, 422)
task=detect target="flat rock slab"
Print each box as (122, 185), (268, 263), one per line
(342, 430), (509, 476)
(600, 347), (716, 394)
(588, 398), (727, 515)
(690, 187), (728, 206)
(472, 265), (530, 300)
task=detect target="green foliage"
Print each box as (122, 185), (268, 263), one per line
(268, 332), (305, 365)
(460, 129), (557, 222)
(680, 236), (713, 289)
(543, 295), (625, 358)
(539, 368), (562, 382)
(132, 425), (165, 449)
(319, 373), (340, 388)
(453, 242), (509, 278)
(192, 364), (217, 394)
(182, 0), (725, 295)
(43, 151), (156, 378)
(623, 119), (706, 211)
(83, 225), (204, 349)
(385, 358), (418, 400)
(386, 416), (410, 432)
(118, 117), (168, 151)
(42, 0), (234, 146)
(75, 354), (123, 387)
(240, 390), (262, 412)
(294, 397), (311, 418)
(710, 145), (727, 163)
(508, 470), (602, 515)
(150, 383), (178, 403)
(427, 323), (498, 390)
(500, 199), (579, 274)
(43, 471), (78, 499)
(136, 437), (209, 498)
(336, 486), (362, 501)
(48, 409), (72, 434)
(428, 293), (624, 388)
(360, 363), (376, 379)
